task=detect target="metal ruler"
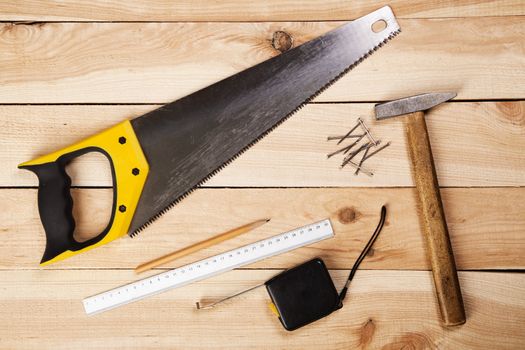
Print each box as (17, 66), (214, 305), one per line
(83, 219), (334, 315)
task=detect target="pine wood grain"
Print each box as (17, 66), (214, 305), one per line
(0, 17), (523, 103)
(0, 0), (523, 21)
(0, 269), (523, 349)
(1, 1), (523, 348)
(1, 187), (523, 270)
(3, 102), (524, 187)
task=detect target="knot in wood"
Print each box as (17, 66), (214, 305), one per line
(272, 31), (293, 53)
(496, 101), (524, 126)
(359, 318), (376, 347)
(337, 207), (359, 224)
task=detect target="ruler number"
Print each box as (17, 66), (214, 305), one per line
(83, 219), (333, 315)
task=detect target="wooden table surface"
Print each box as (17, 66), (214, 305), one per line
(1, 1), (524, 349)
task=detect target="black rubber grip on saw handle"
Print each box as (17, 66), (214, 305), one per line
(20, 148), (119, 265)
(19, 120), (149, 265)
(23, 160), (78, 263)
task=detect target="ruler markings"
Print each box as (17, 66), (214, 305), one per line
(83, 219), (334, 315)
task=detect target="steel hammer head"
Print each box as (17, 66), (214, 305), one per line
(375, 92), (456, 120)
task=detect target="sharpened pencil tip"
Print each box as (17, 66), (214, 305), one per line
(266, 218), (271, 222)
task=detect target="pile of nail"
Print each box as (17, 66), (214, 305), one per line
(327, 118), (390, 176)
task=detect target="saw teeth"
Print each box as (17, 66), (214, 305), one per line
(129, 28), (401, 237)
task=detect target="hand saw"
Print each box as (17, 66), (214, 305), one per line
(19, 6), (400, 265)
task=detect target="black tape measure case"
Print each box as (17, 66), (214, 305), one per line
(265, 206), (386, 331)
(265, 258), (342, 331)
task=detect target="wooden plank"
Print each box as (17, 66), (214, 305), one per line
(0, 17), (523, 103)
(1, 187), (523, 270)
(0, 1), (523, 21)
(0, 269), (523, 349)
(3, 102), (524, 187)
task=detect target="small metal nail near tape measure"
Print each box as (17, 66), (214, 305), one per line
(197, 206), (387, 331)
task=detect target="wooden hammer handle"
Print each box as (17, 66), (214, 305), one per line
(405, 111), (466, 326)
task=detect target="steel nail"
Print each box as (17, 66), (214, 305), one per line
(336, 121), (361, 145)
(358, 118), (378, 146)
(343, 134), (366, 154)
(342, 142), (371, 165)
(355, 144), (372, 175)
(327, 144), (354, 158)
(363, 141), (391, 162)
(327, 134), (365, 141)
(340, 159), (374, 176)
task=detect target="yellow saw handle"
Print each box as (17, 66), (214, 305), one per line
(19, 120), (149, 265)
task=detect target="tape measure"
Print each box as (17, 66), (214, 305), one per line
(196, 205), (387, 331)
(83, 219), (334, 315)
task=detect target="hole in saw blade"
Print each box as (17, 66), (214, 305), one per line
(371, 19), (387, 33)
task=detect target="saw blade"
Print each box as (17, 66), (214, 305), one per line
(129, 6), (400, 235)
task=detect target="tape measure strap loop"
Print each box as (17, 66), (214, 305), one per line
(339, 205), (387, 302)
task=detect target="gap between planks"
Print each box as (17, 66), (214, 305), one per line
(2, 98), (525, 106)
(0, 17), (524, 103)
(2, 102), (524, 187)
(0, 0), (523, 21)
(1, 187), (523, 270)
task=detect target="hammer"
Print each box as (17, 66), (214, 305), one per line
(375, 92), (466, 326)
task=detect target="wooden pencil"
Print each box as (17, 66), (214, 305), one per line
(135, 218), (271, 274)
